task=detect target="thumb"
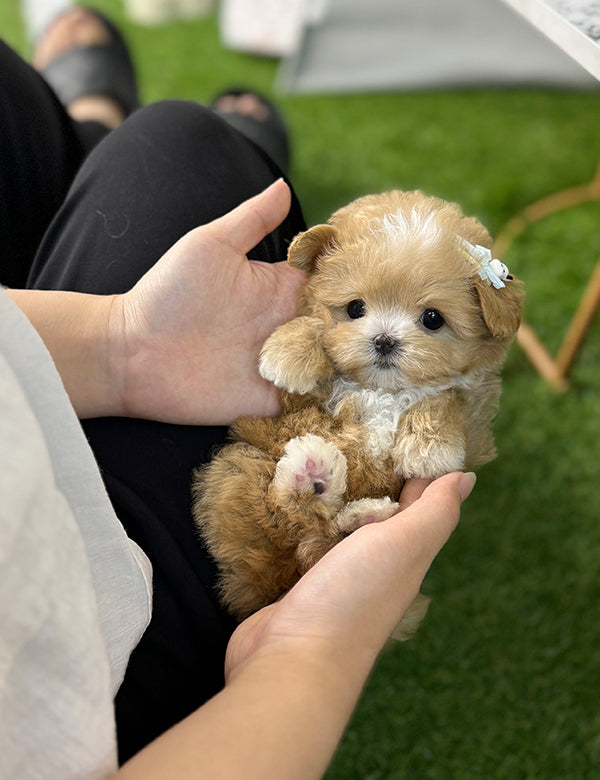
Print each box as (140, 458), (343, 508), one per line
(206, 179), (292, 256)
(390, 471), (476, 567)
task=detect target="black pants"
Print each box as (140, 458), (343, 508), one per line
(0, 40), (306, 761)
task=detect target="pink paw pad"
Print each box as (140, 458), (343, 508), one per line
(273, 434), (347, 507)
(295, 457), (335, 495)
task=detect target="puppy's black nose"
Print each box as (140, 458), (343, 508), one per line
(374, 334), (397, 355)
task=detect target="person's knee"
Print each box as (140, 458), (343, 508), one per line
(129, 99), (217, 130)
(120, 98), (280, 186)
(124, 99), (244, 157)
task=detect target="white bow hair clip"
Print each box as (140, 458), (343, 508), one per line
(460, 238), (513, 289)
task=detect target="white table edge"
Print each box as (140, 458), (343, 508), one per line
(501, 0), (600, 81)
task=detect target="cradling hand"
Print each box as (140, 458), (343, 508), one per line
(110, 179), (306, 425)
(225, 472), (475, 685)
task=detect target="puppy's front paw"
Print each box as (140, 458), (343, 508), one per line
(259, 317), (331, 395)
(336, 497), (400, 535)
(393, 433), (465, 479)
(271, 434), (347, 509)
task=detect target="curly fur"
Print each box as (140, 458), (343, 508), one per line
(193, 190), (523, 634)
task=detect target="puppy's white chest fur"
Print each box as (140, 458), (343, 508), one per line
(325, 380), (419, 457)
(325, 377), (470, 458)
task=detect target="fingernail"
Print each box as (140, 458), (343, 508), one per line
(458, 472), (477, 501)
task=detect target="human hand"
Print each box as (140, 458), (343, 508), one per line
(110, 179), (306, 425)
(225, 472), (475, 685)
(116, 473), (473, 780)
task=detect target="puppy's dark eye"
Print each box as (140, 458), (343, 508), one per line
(420, 308), (445, 331)
(347, 299), (366, 319)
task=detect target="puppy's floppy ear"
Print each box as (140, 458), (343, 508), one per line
(459, 232), (523, 339)
(474, 275), (523, 339)
(259, 316), (333, 395)
(288, 224), (337, 272)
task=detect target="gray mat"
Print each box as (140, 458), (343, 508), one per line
(277, 0), (598, 93)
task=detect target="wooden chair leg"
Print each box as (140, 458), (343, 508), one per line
(555, 255), (600, 377)
(514, 257), (600, 391)
(516, 322), (570, 391)
(494, 162), (600, 390)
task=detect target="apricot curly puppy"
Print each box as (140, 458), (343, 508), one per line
(193, 190), (522, 636)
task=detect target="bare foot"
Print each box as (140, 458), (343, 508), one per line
(211, 92), (271, 123)
(211, 90), (290, 173)
(33, 7), (126, 129)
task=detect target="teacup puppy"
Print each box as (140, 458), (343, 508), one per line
(193, 190), (522, 635)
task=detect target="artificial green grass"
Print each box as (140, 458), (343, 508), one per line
(4, 2), (600, 776)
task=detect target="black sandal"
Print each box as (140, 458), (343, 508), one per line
(40, 7), (139, 118)
(211, 89), (290, 175)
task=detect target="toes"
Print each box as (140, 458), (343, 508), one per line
(33, 8), (110, 69)
(212, 92), (270, 122)
(336, 497), (400, 535)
